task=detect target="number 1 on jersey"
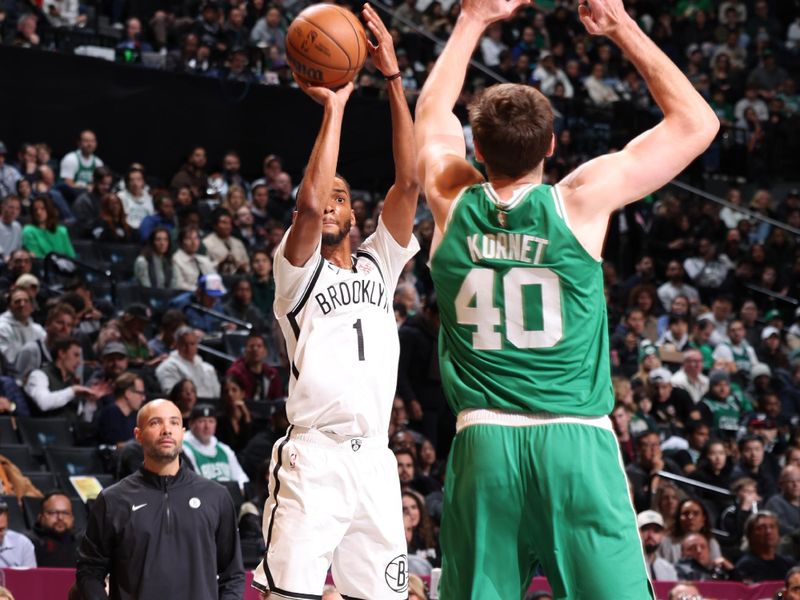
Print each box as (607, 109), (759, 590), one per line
(454, 267), (563, 350)
(352, 318), (365, 361)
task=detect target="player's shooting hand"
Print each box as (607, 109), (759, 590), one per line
(362, 3), (398, 77)
(461, 0), (531, 26)
(295, 75), (354, 110)
(577, 0), (633, 37)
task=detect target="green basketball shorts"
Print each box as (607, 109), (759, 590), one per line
(439, 409), (654, 600)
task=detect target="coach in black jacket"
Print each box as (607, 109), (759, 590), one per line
(76, 399), (245, 600)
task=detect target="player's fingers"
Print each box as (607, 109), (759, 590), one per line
(366, 39), (378, 54)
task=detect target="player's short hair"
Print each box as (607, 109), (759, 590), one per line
(468, 83), (553, 179)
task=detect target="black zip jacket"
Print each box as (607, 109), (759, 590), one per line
(76, 462), (245, 600)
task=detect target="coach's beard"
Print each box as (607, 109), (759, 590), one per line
(321, 221), (352, 247)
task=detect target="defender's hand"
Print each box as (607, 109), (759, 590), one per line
(578, 0), (633, 37)
(362, 3), (398, 77)
(461, 0), (531, 26)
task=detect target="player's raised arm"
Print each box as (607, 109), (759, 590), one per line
(559, 0), (720, 219)
(414, 0), (529, 228)
(362, 3), (418, 246)
(284, 80), (354, 267)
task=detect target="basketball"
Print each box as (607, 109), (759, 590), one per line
(286, 4), (368, 89)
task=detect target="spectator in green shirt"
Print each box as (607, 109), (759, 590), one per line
(21, 195), (75, 258)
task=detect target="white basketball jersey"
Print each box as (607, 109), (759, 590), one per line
(273, 218), (419, 437)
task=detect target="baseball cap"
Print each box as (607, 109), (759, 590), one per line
(751, 362), (772, 379)
(190, 403), (217, 421)
(14, 273), (39, 288)
(761, 326), (780, 340)
(0, 141), (6, 155)
(747, 413), (777, 429)
(764, 309), (782, 322)
(198, 273), (226, 297)
(649, 367), (672, 383)
(787, 189), (799, 198)
(639, 342), (659, 362)
(637, 510), (665, 529)
(102, 341), (128, 357)
(709, 369), (729, 386)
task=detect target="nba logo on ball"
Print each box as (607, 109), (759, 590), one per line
(286, 3), (367, 89)
(384, 554), (408, 593)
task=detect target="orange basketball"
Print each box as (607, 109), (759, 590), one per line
(286, 4), (368, 89)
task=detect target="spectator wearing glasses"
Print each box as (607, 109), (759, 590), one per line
(95, 373), (146, 446)
(0, 250), (33, 294)
(0, 500), (36, 567)
(30, 491), (79, 567)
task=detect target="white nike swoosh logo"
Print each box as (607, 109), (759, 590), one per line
(132, 503), (147, 511)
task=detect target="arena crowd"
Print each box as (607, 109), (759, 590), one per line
(0, 0), (799, 597)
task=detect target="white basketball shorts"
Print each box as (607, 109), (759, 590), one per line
(252, 425), (409, 600)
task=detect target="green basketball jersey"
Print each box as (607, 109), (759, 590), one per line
(430, 182), (613, 417)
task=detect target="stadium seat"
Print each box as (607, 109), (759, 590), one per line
(0, 445), (44, 472)
(103, 243), (141, 280)
(0, 417), (19, 444)
(139, 287), (182, 313)
(223, 330), (250, 358)
(115, 281), (143, 307)
(23, 472), (60, 493)
(44, 446), (106, 477)
(17, 418), (74, 456)
(0, 495), (28, 532)
(70, 240), (102, 265)
(22, 495), (88, 534)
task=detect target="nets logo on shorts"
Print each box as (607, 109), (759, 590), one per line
(351, 439), (362, 452)
(384, 554), (408, 593)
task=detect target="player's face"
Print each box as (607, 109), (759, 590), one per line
(321, 178), (353, 247)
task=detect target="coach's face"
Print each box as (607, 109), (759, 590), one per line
(321, 176), (354, 246)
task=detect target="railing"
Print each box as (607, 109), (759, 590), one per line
(369, 0), (508, 86)
(42, 252), (117, 301)
(182, 303), (253, 331)
(668, 180), (800, 238)
(197, 343), (236, 365)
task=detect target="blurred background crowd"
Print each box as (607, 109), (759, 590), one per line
(0, 0), (799, 595)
